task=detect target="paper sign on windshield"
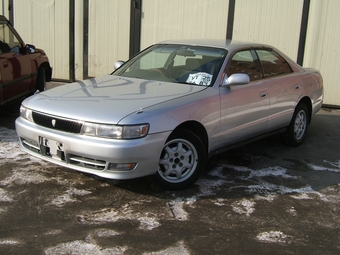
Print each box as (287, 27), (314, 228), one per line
(186, 72), (213, 86)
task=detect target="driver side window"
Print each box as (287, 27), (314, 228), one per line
(0, 23), (21, 54)
(227, 50), (263, 81)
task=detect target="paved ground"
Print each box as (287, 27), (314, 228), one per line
(0, 86), (339, 254)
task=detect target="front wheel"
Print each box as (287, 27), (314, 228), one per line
(281, 103), (309, 147)
(155, 129), (206, 190)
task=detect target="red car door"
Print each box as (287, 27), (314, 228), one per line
(0, 20), (32, 104)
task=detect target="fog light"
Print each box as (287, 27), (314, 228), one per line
(108, 163), (137, 171)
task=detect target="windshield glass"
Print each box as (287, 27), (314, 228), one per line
(113, 44), (227, 86)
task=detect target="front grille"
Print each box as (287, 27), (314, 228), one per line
(32, 112), (83, 134)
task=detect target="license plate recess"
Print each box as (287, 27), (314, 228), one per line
(40, 137), (65, 160)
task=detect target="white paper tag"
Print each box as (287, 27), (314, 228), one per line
(186, 72), (213, 86)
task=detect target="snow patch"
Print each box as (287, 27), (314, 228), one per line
(0, 239), (20, 245)
(143, 241), (190, 255)
(214, 198), (227, 206)
(0, 166), (49, 186)
(167, 199), (189, 221)
(44, 240), (127, 255)
(256, 231), (292, 244)
(196, 166), (229, 196)
(308, 162), (340, 173)
(95, 229), (120, 237)
(50, 188), (92, 207)
(232, 198), (255, 216)
(79, 204), (160, 231)
(248, 166), (297, 179)
(254, 194), (277, 202)
(44, 229), (63, 236)
(287, 207), (297, 216)
(0, 188), (13, 202)
(323, 160), (340, 168)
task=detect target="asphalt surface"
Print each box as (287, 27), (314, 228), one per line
(0, 86), (339, 254)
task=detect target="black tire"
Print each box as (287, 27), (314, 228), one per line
(155, 129), (206, 190)
(36, 67), (46, 92)
(281, 103), (309, 147)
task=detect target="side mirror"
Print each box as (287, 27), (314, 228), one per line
(222, 73), (250, 86)
(26, 44), (36, 54)
(114, 60), (125, 70)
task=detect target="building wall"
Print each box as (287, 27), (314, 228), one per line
(0, 0), (10, 18)
(141, 0), (229, 49)
(11, 0), (70, 80)
(87, 0), (130, 77)
(232, 0), (303, 62)
(1, 0), (339, 106)
(304, 0), (340, 107)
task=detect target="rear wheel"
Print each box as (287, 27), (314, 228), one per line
(155, 129), (206, 190)
(282, 103), (309, 146)
(36, 67), (46, 92)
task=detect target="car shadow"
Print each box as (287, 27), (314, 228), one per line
(0, 97), (23, 129)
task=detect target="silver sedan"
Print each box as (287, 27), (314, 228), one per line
(16, 40), (323, 190)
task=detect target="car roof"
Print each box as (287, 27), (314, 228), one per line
(159, 39), (273, 51)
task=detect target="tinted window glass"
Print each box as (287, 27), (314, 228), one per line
(227, 50), (262, 81)
(0, 23), (21, 54)
(256, 50), (292, 77)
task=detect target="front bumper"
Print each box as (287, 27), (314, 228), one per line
(15, 117), (170, 179)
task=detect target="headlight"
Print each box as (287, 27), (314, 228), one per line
(81, 122), (149, 139)
(20, 105), (33, 122)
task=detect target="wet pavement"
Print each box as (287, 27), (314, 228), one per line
(0, 89), (339, 254)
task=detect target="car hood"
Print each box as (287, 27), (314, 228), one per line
(23, 75), (206, 124)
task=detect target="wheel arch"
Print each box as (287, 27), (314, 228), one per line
(39, 62), (52, 82)
(172, 121), (209, 153)
(297, 96), (312, 124)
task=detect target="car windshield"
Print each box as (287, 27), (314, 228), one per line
(113, 44), (227, 86)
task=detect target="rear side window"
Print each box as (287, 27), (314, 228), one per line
(256, 50), (292, 78)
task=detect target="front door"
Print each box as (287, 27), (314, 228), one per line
(218, 49), (269, 146)
(0, 21), (31, 104)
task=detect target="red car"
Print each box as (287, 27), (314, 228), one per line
(0, 15), (52, 105)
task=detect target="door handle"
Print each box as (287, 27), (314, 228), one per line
(3, 61), (8, 68)
(260, 93), (268, 98)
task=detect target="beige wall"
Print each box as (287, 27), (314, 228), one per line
(232, 0), (303, 61)
(13, 0), (70, 79)
(1, 0), (339, 106)
(141, 0), (229, 49)
(10, 0), (130, 79)
(88, 0), (130, 77)
(0, 0), (10, 18)
(304, 0), (340, 106)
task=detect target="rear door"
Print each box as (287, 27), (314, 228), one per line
(219, 49), (269, 146)
(255, 49), (302, 131)
(0, 20), (32, 104)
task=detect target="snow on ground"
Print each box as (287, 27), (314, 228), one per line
(143, 241), (190, 255)
(1, 126), (339, 254)
(44, 240), (127, 255)
(78, 202), (161, 231)
(256, 231), (293, 244)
